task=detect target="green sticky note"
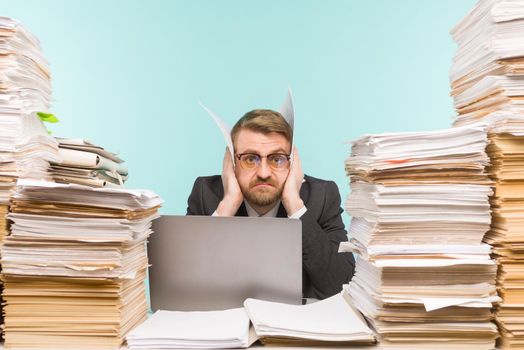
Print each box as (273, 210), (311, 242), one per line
(37, 112), (59, 123)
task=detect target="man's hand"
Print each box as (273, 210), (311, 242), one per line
(282, 147), (305, 215)
(216, 148), (244, 216)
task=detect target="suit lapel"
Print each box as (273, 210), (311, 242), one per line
(235, 202), (248, 217)
(276, 203), (287, 218)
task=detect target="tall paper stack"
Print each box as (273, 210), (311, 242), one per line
(0, 16), (60, 199)
(451, 1), (524, 348)
(1, 179), (162, 348)
(342, 125), (500, 349)
(0, 16), (60, 337)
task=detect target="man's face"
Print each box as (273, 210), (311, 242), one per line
(234, 129), (291, 209)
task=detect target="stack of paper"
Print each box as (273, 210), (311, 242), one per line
(450, 2), (524, 348)
(2, 271), (148, 348)
(450, 0), (524, 96)
(343, 125), (500, 349)
(483, 133), (524, 349)
(345, 124), (491, 184)
(344, 124), (492, 247)
(244, 293), (375, 346)
(0, 16), (60, 254)
(450, 0), (524, 132)
(51, 138), (128, 188)
(0, 16), (60, 191)
(126, 308), (253, 349)
(452, 76), (524, 133)
(126, 293), (375, 349)
(1, 179), (162, 348)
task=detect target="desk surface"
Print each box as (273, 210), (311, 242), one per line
(125, 347), (381, 350)
(0, 346), (504, 350)
(0, 344), (382, 350)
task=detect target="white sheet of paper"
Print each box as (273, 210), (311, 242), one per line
(278, 87), (295, 159)
(126, 308), (251, 348)
(199, 102), (235, 162)
(244, 293), (374, 342)
(373, 258), (495, 267)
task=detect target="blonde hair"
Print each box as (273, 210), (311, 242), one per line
(231, 109), (292, 146)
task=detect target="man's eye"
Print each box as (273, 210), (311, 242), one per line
(244, 155), (258, 164)
(270, 155), (287, 166)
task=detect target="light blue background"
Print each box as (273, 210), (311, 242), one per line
(3, 0), (476, 223)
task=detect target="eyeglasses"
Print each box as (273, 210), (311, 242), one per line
(235, 153), (291, 170)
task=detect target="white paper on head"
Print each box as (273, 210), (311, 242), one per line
(200, 88), (296, 164)
(199, 102), (235, 163)
(278, 87), (295, 160)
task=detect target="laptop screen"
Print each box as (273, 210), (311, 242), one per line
(148, 215), (302, 311)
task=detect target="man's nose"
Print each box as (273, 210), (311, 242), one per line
(256, 159), (272, 179)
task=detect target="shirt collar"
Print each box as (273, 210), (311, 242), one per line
(244, 200), (281, 217)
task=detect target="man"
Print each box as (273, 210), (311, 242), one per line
(186, 109), (355, 299)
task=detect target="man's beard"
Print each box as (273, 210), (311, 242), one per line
(242, 178), (282, 207)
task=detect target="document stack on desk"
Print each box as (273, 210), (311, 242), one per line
(51, 138), (128, 188)
(450, 0), (524, 106)
(126, 308), (254, 349)
(452, 75), (524, 133)
(126, 293), (375, 349)
(243, 294), (374, 346)
(343, 125), (500, 349)
(0, 179), (162, 348)
(0, 17), (60, 247)
(484, 134), (524, 349)
(450, 0), (524, 133)
(450, 1), (524, 348)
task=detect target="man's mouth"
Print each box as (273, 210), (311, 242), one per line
(252, 182), (274, 189)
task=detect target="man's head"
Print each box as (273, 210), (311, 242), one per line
(231, 109), (292, 211)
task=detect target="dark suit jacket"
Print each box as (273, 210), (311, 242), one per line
(186, 174), (356, 299)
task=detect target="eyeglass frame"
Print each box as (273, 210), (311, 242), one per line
(235, 152), (291, 170)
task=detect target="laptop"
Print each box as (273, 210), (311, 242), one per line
(148, 215), (302, 311)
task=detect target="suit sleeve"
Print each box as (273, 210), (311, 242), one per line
(300, 181), (355, 299)
(186, 177), (204, 215)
